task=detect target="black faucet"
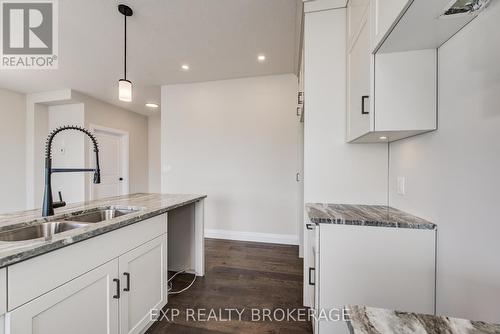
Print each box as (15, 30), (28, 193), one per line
(42, 126), (101, 217)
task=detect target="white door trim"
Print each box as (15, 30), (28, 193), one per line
(88, 124), (129, 201)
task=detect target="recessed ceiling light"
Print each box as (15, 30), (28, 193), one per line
(145, 103), (159, 108)
(379, 136), (388, 140)
(181, 64), (190, 71)
(257, 54), (266, 62)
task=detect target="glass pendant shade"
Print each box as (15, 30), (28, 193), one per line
(118, 79), (132, 102)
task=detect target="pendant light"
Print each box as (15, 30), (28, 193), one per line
(118, 4), (133, 102)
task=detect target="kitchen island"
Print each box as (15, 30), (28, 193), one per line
(0, 193), (206, 334)
(347, 305), (500, 334)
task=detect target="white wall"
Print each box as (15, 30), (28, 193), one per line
(161, 74), (299, 243)
(26, 89), (72, 209)
(48, 104), (86, 204)
(148, 114), (161, 193)
(0, 88), (26, 213)
(81, 94), (149, 195)
(303, 8), (388, 205)
(32, 104), (48, 209)
(388, 1), (500, 323)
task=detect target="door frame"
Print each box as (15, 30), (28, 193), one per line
(88, 124), (129, 201)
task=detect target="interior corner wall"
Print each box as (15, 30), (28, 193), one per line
(32, 104), (49, 210)
(0, 88), (26, 213)
(388, 1), (500, 323)
(303, 7), (388, 205)
(161, 74), (299, 240)
(148, 114), (161, 193)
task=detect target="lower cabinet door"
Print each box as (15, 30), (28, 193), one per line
(6, 260), (119, 334)
(119, 234), (167, 334)
(303, 222), (316, 309)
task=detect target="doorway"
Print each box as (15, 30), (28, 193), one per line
(89, 125), (129, 200)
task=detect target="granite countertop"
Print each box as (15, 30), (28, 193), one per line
(347, 305), (500, 334)
(0, 193), (206, 268)
(306, 203), (436, 230)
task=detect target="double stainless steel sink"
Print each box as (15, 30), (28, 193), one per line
(65, 207), (135, 223)
(0, 207), (139, 242)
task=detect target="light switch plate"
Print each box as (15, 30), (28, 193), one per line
(397, 176), (406, 195)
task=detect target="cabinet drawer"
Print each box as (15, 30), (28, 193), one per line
(8, 214), (167, 310)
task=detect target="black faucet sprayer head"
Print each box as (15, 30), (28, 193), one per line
(93, 148), (101, 184)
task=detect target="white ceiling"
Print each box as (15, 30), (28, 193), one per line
(0, 0), (302, 115)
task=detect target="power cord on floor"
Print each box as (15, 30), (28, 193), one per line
(167, 269), (197, 295)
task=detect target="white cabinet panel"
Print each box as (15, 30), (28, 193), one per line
(119, 235), (167, 334)
(303, 222), (316, 309)
(6, 260), (119, 334)
(316, 224), (435, 333)
(375, 49), (437, 132)
(347, 17), (371, 142)
(347, 0), (370, 48)
(371, 0), (409, 50)
(0, 268), (6, 315)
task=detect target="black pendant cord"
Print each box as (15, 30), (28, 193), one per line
(118, 4), (132, 81)
(124, 14), (127, 80)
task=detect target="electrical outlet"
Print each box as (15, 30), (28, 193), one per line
(397, 177), (406, 195)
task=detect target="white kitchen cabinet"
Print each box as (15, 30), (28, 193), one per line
(347, 13), (371, 141)
(347, 0), (369, 50)
(305, 223), (436, 334)
(6, 260), (119, 334)
(5, 213), (169, 334)
(0, 268), (6, 334)
(347, 0), (437, 143)
(119, 235), (167, 334)
(303, 221), (316, 309)
(378, 0), (480, 53)
(371, 0), (409, 50)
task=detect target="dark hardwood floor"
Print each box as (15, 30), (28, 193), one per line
(147, 238), (312, 334)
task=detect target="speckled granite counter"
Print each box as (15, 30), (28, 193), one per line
(306, 203), (435, 230)
(0, 193), (206, 268)
(347, 305), (500, 334)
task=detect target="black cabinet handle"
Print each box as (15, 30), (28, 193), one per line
(361, 95), (369, 115)
(306, 224), (315, 230)
(308, 267), (315, 286)
(123, 272), (130, 292)
(113, 278), (120, 299)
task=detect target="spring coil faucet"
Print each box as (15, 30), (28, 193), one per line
(42, 126), (101, 217)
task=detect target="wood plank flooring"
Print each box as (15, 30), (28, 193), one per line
(147, 238), (312, 334)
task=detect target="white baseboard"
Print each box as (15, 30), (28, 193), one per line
(205, 229), (299, 245)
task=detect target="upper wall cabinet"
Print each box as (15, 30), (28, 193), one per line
(347, 0), (437, 143)
(347, 0), (487, 143)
